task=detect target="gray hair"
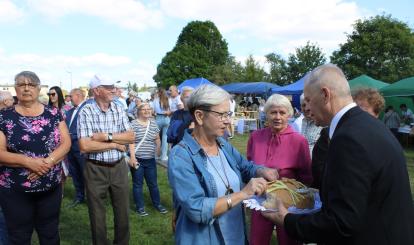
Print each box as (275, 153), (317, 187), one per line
(300, 93), (305, 104)
(0, 91), (12, 102)
(14, 71), (41, 85)
(180, 86), (194, 94)
(305, 64), (351, 98)
(71, 88), (86, 99)
(264, 94), (294, 117)
(187, 85), (230, 115)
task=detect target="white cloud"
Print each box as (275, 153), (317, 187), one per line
(126, 61), (157, 87)
(1, 52), (131, 68)
(27, 0), (163, 30)
(160, 0), (364, 54)
(0, 50), (156, 90)
(0, 0), (25, 23)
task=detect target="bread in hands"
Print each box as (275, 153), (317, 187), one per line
(262, 178), (315, 209)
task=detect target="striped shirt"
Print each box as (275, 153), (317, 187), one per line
(77, 100), (131, 163)
(383, 111), (400, 129)
(131, 119), (160, 159)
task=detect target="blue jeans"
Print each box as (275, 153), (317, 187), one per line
(156, 115), (170, 160)
(130, 158), (161, 210)
(0, 206), (8, 245)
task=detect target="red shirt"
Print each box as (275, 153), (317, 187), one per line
(247, 125), (312, 185)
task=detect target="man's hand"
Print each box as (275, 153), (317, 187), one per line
(113, 143), (127, 152)
(91, 132), (108, 142)
(261, 197), (289, 226)
(256, 167), (279, 181)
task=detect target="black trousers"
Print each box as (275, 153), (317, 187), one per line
(67, 148), (85, 201)
(0, 185), (62, 245)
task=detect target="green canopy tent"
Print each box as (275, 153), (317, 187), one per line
(348, 75), (389, 90)
(380, 76), (414, 97)
(380, 76), (414, 118)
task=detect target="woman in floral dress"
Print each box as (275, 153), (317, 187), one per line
(0, 71), (71, 244)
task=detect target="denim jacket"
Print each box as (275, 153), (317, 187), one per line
(168, 130), (262, 245)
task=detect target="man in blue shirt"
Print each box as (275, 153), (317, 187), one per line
(167, 86), (193, 147)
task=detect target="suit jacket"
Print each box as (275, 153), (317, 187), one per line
(284, 106), (414, 245)
(311, 127), (329, 189)
(65, 101), (88, 152)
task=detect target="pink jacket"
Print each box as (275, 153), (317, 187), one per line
(247, 125), (313, 185)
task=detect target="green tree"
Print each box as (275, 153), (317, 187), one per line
(127, 81), (139, 92)
(265, 53), (289, 85)
(242, 55), (267, 82)
(210, 56), (244, 85)
(153, 21), (229, 87)
(287, 41), (326, 82)
(331, 15), (414, 83)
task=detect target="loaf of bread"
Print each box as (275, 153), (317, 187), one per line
(262, 178), (315, 209)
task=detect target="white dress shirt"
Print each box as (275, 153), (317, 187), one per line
(329, 102), (357, 139)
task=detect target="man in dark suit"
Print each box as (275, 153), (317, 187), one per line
(263, 64), (414, 245)
(66, 88), (88, 207)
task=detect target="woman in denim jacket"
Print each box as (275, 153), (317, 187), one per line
(168, 85), (278, 245)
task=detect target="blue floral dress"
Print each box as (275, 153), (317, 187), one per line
(0, 105), (63, 192)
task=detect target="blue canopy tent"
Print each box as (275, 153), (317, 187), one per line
(221, 82), (280, 97)
(177, 77), (214, 91)
(270, 75), (308, 110)
(271, 75), (307, 95)
(221, 82), (246, 93)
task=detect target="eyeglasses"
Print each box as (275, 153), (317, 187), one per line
(200, 109), (233, 121)
(15, 82), (38, 89)
(47, 93), (56, 97)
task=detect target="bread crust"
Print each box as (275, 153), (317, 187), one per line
(262, 178), (315, 209)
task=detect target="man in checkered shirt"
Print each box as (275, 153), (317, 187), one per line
(78, 75), (134, 245)
(299, 93), (322, 156)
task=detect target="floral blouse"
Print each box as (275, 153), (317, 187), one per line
(0, 105), (63, 192)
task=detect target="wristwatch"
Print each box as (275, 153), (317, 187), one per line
(107, 133), (113, 142)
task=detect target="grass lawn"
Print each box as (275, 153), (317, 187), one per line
(36, 133), (414, 244)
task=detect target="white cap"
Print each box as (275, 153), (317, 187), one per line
(89, 74), (114, 89)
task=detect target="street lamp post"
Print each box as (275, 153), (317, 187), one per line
(66, 70), (73, 90)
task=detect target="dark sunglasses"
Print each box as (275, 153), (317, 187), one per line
(47, 93), (57, 97)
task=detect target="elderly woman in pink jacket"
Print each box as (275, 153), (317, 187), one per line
(248, 94), (312, 245)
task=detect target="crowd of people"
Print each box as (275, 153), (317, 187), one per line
(0, 64), (413, 245)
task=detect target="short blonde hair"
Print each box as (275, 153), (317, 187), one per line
(352, 88), (385, 115)
(264, 94), (293, 117)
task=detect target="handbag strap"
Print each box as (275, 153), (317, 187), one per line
(135, 120), (151, 154)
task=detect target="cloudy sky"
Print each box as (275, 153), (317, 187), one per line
(0, 0), (412, 90)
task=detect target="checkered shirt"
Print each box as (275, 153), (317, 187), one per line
(301, 118), (322, 155)
(77, 100), (131, 162)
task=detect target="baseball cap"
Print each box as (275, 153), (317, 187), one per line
(89, 74), (114, 89)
